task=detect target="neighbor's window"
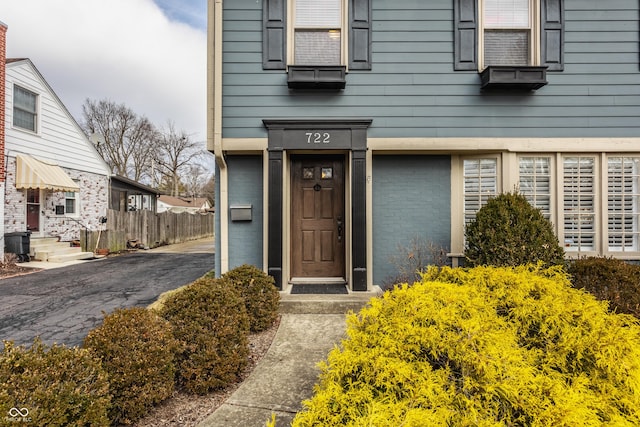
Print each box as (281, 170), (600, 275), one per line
(481, 0), (536, 67)
(13, 85), (38, 132)
(292, 0), (343, 65)
(463, 158), (498, 226)
(608, 157), (640, 252)
(65, 181), (80, 215)
(563, 156), (596, 251)
(519, 156), (551, 219)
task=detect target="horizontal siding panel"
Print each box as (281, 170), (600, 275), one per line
(222, 0), (640, 139)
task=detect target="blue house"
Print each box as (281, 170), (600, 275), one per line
(208, 0), (640, 291)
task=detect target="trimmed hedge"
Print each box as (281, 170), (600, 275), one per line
(0, 338), (110, 426)
(568, 257), (640, 317)
(221, 264), (280, 332)
(83, 307), (178, 425)
(465, 191), (565, 267)
(160, 277), (250, 394)
(293, 265), (640, 426)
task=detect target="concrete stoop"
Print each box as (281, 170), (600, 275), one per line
(278, 286), (383, 314)
(30, 238), (95, 263)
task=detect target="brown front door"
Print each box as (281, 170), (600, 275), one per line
(26, 189), (40, 232)
(291, 155), (345, 279)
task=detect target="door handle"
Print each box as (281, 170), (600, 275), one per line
(337, 216), (343, 242)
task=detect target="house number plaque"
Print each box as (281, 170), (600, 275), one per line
(281, 129), (351, 149)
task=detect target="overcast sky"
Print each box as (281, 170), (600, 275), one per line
(3, 0), (207, 142)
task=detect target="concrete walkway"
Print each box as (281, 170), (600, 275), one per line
(198, 290), (381, 427)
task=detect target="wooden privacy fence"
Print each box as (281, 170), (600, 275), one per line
(82, 209), (214, 252)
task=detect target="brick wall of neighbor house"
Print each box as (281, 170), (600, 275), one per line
(4, 157), (109, 239)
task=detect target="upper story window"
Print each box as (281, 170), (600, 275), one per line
(263, 0), (371, 71)
(13, 85), (38, 132)
(481, 0), (537, 68)
(292, 0), (344, 65)
(454, 0), (563, 72)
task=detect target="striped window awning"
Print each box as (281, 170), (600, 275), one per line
(15, 154), (80, 192)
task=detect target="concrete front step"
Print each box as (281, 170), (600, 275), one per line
(47, 250), (96, 263)
(279, 287), (382, 314)
(30, 238), (95, 262)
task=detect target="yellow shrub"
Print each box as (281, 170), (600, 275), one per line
(293, 265), (640, 426)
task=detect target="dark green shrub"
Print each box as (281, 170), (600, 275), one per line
(568, 257), (640, 317)
(160, 277), (250, 394)
(293, 265), (640, 426)
(0, 338), (110, 426)
(464, 191), (564, 267)
(83, 307), (178, 425)
(222, 264), (280, 332)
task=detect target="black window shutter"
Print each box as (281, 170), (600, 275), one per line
(454, 0), (478, 71)
(541, 0), (564, 71)
(263, 0), (286, 70)
(349, 0), (372, 70)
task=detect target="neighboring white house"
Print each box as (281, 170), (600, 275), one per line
(4, 57), (111, 243)
(157, 195), (212, 214)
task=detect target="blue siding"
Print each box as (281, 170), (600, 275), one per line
(222, 0), (640, 139)
(227, 156), (264, 270)
(372, 155), (451, 286)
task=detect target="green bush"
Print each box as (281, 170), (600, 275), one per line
(568, 257), (640, 317)
(464, 191), (564, 267)
(222, 264), (280, 332)
(83, 307), (178, 425)
(160, 277), (250, 394)
(293, 265), (640, 426)
(0, 338), (110, 426)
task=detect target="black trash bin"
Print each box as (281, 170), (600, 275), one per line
(5, 231), (31, 262)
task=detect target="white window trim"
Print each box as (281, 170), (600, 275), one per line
(477, 0), (541, 71)
(286, 0), (349, 67)
(12, 83), (40, 134)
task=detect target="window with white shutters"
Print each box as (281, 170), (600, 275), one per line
(563, 157), (595, 251)
(519, 156), (551, 219)
(608, 157), (640, 252)
(464, 158), (498, 226)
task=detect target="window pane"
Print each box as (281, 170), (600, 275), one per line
(295, 0), (341, 27)
(484, 30), (529, 65)
(519, 157), (551, 219)
(13, 86), (37, 132)
(294, 30), (341, 65)
(563, 157), (595, 251)
(484, 0), (529, 28)
(464, 158), (498, 226)
(608, 157), (640, 252)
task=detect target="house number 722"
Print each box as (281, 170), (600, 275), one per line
(305, 132), (330, 144)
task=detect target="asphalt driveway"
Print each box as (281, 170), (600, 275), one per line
(0, 238), (215, 348)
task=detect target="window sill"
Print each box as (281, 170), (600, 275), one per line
(480, 66), (548, 91)
(287, 65), (346, 91)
